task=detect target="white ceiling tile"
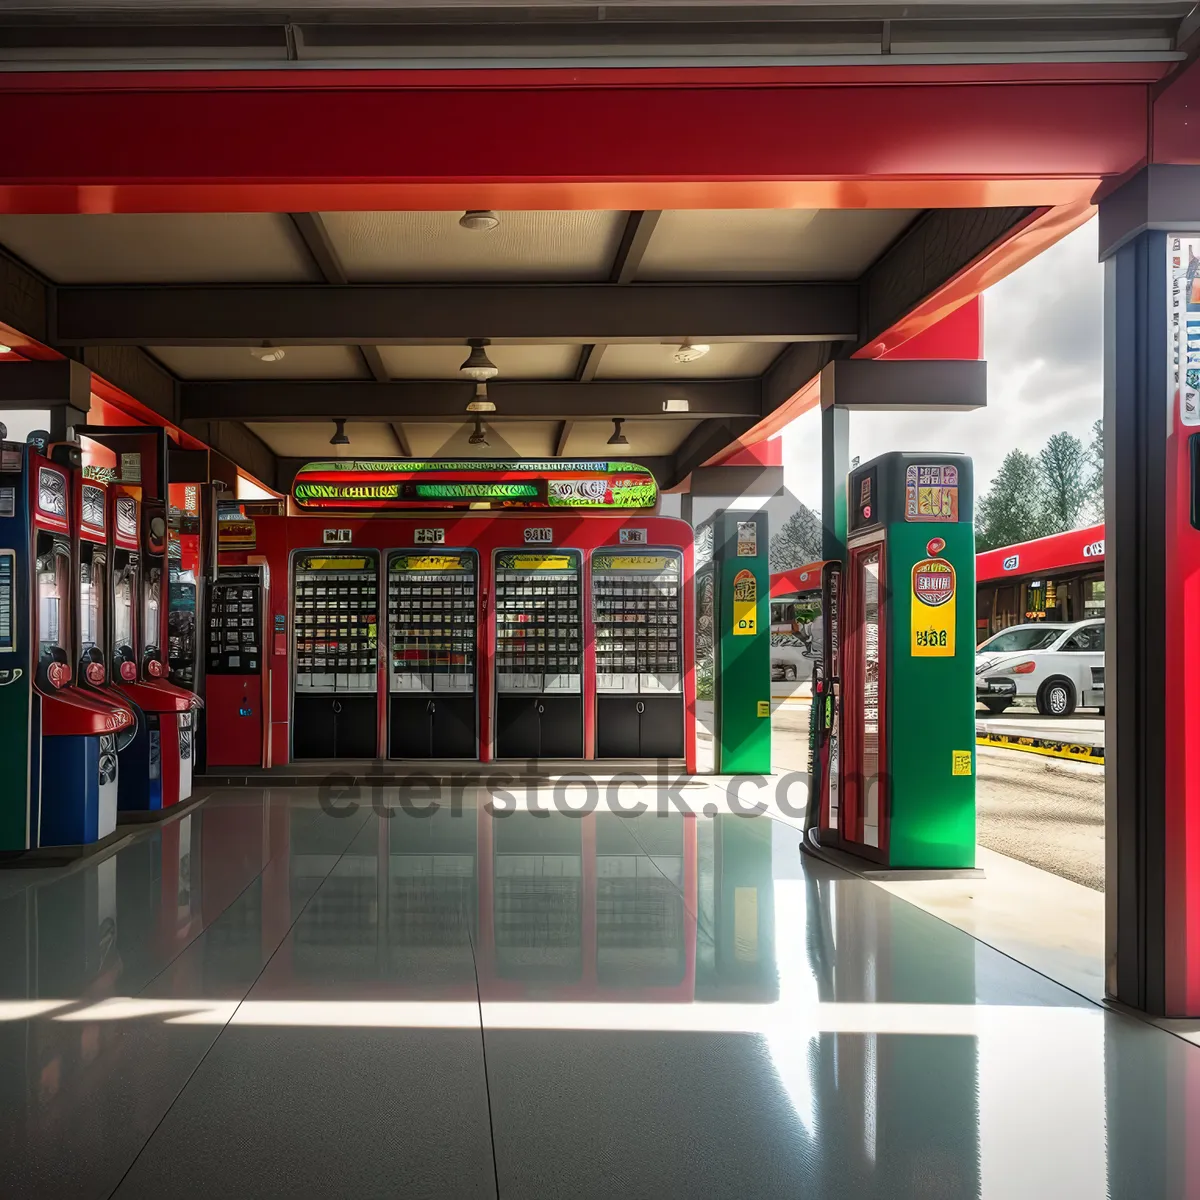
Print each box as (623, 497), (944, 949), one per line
(377, 344), (579, 380)
(150, 345), (368, 380)
(595, 342), (781, 380)
(0, 213), (319, 284)
(403, 421), (560, 459)
(321, 211), (625, 282)
(638, 209), (918, 280)
(567, 419), (698, 457)
(247, 422), (400, 459)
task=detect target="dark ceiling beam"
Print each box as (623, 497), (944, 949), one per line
(389, 422), (411, 457)
(575, 344), (606, 381)
(359, 345), (390, 382)
(554, 420), (573, 456)
(180, 379), (762, 423)
(610, 210), (661, 285)
(181, 419), (280, 495)
(289, 212), (348, 285)
(54, 283), (859, 346)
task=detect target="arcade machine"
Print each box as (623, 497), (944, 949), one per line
(205, 562), (270, 768)
(227, 458), (696, 769)
(0, 427), (135, 852)
(79, 426), (202, 814)
(822, 452), (976, 869)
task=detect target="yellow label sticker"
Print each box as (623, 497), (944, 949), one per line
(757, 700), (770, 718)
(395, 555), (463, 572)
(952, 750), (973, 776)
(603, 555), (668, 572)
(911, 557), (956, 657)
(732, 568), (757, 636)
(510, 555), (571, 571)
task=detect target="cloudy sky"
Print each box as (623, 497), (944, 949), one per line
(781, 216), (1104, 512)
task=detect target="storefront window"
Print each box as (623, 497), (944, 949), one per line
(1084, 575), (1106, 617)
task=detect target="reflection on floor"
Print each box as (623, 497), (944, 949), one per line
(0, 786), (1196, 1199)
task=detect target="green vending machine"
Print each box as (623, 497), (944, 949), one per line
(826, 452), (975, 868)
(711, 510), (771, 776)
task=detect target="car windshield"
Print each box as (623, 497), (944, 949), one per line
(978, 627), (1065, 653)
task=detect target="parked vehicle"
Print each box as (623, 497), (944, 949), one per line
(975, 618), (1104, 716)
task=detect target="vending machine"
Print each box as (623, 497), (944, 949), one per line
(291, 551), (380, 759)
(0, 430), (135, 852)
(493, 549), (583, 759)
(205, 563), (270, 768)
(107, 484), (201, 812)
(387, 550), (477, 759)
(831, 452), (976, 869)
(592, 549), (685, 758)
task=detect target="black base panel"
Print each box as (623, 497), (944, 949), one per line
(596, 695), (684, 758)
(293, 694), (379, 759)
(496, 695), (583, 759)
(389, 694), (478, 759)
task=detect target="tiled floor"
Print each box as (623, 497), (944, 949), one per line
(1, 785), (1197, 1199)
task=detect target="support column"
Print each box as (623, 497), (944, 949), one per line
(821, 404), (849, 563)
(1100, 165), (1200, 1017)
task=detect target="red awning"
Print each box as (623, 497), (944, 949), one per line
(770, 560), (830, 598)
(976, 523), (1104, 583)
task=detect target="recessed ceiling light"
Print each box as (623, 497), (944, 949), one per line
(468, 417), (489, 447)
(251, 343), (286, 363)
(466, 382), (496, 413)
(673, 339), (710, 363)
(459, 210), (500, 232)
(607, 418), (629, 447)
(662, 397), (690, 413)
(0, 344), (12, 355)
(329, 418), (349, 446)
(460, 340), (499, 382)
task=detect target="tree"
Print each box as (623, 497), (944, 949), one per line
(1040, 430), (1090, 532)
(1086, 418), (1104, 521)
(975, 449), (1047, 550)
(769, 503), (823, 571)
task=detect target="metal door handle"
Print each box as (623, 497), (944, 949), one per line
(332, 699), (342, 714)
(636, 701), (645, 714)
(537, 703), (544, 714)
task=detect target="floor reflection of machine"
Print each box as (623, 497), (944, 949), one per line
(0, 430), (135, 851)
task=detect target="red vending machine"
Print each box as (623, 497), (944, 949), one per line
(205, 563), (270, 768)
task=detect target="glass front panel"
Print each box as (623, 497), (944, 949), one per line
(80, 547), (107, 657)
(292, 553), (379, 693)
(859, 548), (882, 850)
(387, 551), (477, 694)
(494, 551), (581, 694)
(113, 553), (135, 656)
(591, 551), (682, 695)
(1083, 574), (1106, 616)
(143, 564), (162, 655)
(36, 534), (70, 662)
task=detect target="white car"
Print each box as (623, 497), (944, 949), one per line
(975, 618), (1105, 717)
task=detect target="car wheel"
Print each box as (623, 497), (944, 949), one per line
(1037, 677), (1077, 718)
(982, 699), (1010, 715)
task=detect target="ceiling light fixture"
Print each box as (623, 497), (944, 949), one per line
(662, 397), (690, 413)
(329, 418), (350, 446)
(606, 418), (629, 447)
(250, 342), (286, 363)
(673, 339), (710, 363)
(466, 381), (497, 413)
(468, 417), (489, 447)
(459, 210), (500, 232)
(0, 343), (12, 355)
(460, 339), (499, 382)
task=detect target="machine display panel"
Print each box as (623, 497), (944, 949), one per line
(387, 552), (476, 694)
(293, 553), (379, 693)
(36, 535), (71, 681)
(494, 551), (581, 695)
(208, 568), (262, 675)
(79, 549), (108, 669)
(591, 551), (682, 694)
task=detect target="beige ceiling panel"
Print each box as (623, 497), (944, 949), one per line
(247, 422), (402, 459)
(638, 209), (918, 281)
(403, 421), (559, 459)
(595, 342), (782, 380)
(568, 419), (698, 458)
(377, 343), (579, 380)
(0, 213), (319, 284)
(321, 210), (625, 282)
(150, 345), (368, 381)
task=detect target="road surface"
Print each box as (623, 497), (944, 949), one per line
(770, 700), (1105, 890)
